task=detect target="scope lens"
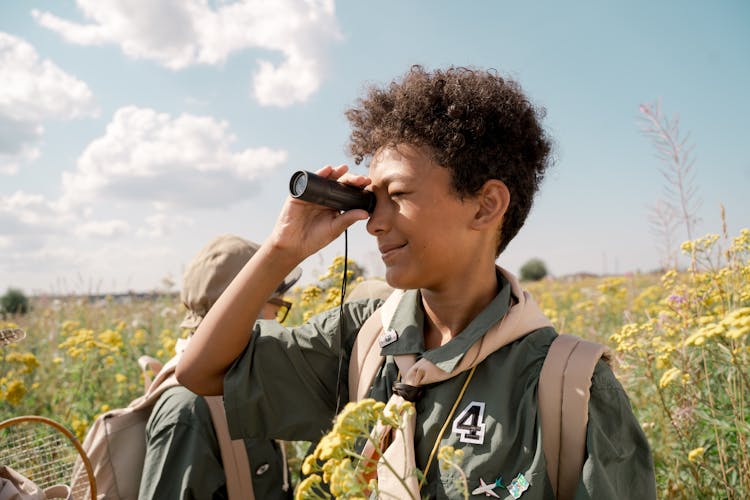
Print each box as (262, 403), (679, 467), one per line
(291, 172), (308, 196)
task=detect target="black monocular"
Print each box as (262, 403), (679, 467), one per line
(289, 170), (376, 213)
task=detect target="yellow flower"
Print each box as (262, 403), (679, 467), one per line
(115, 373), (127, 384)
(730, 228), (750, 253)
(130, 328), (147, 347)
(684, 331), (706, 347)
(98, 329), (124, 350)
(295, 474), (322, 500)
(71, 416), (89, 442)
(5, 352), (39, 373)
(328, 458), (358, 496)
(301, 454), (316, 476)
(725, 327), (750, 340)
(723, 307), (750, 340)
(688, 447), (705, 462)
(438, 445), (465, 472)
(659, 367), (682, 388)
(654, 354), (669, 369)
(3, 379), (27, 405)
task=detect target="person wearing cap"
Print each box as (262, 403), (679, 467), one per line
(138, 234), (300, 500)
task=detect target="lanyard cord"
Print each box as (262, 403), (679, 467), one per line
(334, 229), (349, 416)
(419, 364), (478, 490)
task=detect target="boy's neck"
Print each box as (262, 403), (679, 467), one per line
(420, 263), (500, 350)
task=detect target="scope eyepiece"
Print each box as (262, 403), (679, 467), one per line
(289, 170), (375, 213)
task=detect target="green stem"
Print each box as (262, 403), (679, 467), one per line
(648, 369), (704, 489)
(701, 350), (736, 499)
(448, 461), (469, 500)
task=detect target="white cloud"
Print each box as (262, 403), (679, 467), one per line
(1, 104), (284, 291)
(33, 0), (342, 107)
(0, 191), (75, 259)
(73, 219), (130, 238)
(0, 32), (97, 174)
(0, 191), (70, 230)
(253, 52), (321, 107)
(61, 106), (287, 209)
(136, 212), (194, 238)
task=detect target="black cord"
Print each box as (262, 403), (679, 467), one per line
(334, 229), (349, 415)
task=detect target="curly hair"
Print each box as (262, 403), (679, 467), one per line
(345, 65), (553, 255)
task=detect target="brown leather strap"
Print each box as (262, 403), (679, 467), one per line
(538, 334), (606, 500)
(205, 396), (255, 500)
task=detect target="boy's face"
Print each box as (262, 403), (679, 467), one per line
(366, 144), (481, 291)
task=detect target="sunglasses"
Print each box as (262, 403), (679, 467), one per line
(267, 297), (293, 323)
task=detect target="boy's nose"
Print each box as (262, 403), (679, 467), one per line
(366, 197), (390, 235)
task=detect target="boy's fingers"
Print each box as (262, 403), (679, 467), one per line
(314, 164), (348, 179)
(337, 172), (371, 189)
(331, 209), (369, 235)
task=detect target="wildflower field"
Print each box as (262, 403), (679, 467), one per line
(2, 228), (748, 499)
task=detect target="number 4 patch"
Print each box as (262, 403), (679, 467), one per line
(451, 401), (486, 444)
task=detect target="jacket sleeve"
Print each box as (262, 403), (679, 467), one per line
(223, 299), (382, 442)
(575, 360), (657, 499)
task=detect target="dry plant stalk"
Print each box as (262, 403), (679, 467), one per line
(639, 100), (702, 268)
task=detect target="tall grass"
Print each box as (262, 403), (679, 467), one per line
(2, 229), (748, 498)
(1, 293), (184, 438)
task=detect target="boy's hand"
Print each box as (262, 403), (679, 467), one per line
(269, 164), (370, 261)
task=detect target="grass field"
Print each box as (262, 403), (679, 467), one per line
(2, 228), (748, 498)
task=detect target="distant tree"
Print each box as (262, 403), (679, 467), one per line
(1, 288), (30, 315)
(519, 258), (548, 282)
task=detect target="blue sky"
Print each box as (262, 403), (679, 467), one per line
(1, 0), (748, 294)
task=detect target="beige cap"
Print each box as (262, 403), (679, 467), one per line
(345, 278), (394, 303)
(180, 234), (302, 329)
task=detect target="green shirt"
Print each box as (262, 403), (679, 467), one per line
(225, 275), (656, 499)
(139, 386), (292, 500)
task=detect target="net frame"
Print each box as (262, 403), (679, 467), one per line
(0, 415), (96, 500)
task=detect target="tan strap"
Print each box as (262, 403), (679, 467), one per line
(348, 308), (385, 402)
(348, 290), (406, 402)
(138, 355), (163, 392)
(144, 355), (181, 397)
(538, 334), (606, 500)
(205, 396), (255, 500)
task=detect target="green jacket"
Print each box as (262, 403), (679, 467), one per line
(224, 273), (656, 499)
(139, 386), (292, 500)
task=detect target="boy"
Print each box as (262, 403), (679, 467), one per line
(177, 66), (656, 498)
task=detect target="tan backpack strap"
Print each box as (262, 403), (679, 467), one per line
(205, 396), (255, 500)
(348, 308), (385, 401)
(348, 291), (405, 402)
(538, 334), (607, 500)
(138, 355), (163, 392)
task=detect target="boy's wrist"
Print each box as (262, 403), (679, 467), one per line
(261, 235), (308, 269)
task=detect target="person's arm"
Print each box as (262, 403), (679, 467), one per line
(176, 165), (370, 395)
(577, 361), (657, 499)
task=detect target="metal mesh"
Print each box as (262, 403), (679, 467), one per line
(0, 419), (91, 499)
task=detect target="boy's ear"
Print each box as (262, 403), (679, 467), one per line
(470, 179), (510, 230)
